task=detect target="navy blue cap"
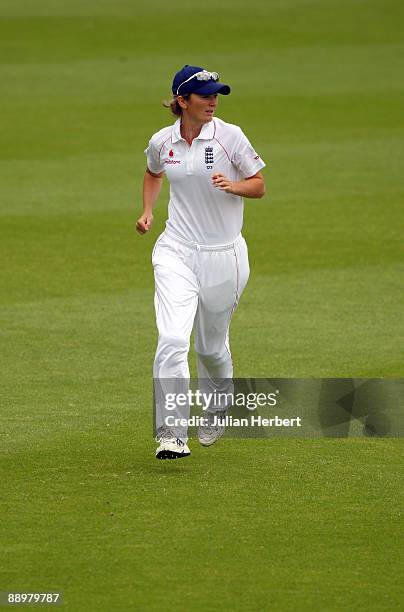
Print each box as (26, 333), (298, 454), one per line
(172, 65), (231, 96)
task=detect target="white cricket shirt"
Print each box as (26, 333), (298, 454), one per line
(144, 116), (266, 246)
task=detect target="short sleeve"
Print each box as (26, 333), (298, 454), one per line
(232, 129), (266, 179)
(144, 138), (165, 174)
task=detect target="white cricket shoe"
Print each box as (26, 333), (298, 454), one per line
(156, 430), (191, 460)
(198, 410), (226, 447)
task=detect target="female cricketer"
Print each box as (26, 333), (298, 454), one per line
(136, 65), (266, 459)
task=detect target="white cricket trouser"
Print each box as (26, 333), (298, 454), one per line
(152, 230), (250, 442)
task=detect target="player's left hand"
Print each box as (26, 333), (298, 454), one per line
(211, 173), (236, 194)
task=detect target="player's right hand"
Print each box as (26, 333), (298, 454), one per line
(136, 213), (153, 235)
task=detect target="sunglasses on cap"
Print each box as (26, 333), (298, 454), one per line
(176, 70), (219, 95)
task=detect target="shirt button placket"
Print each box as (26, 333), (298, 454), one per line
(186, 141), (196, 175)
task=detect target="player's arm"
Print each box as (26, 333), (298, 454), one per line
(136, 168), (164, 235)
(211, 171), (265, 199)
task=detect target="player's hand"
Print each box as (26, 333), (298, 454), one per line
(136, 213), (153, 235)
(211, 173), (236, 194)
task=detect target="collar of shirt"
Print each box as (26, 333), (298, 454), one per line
(171, 118), (216, 144)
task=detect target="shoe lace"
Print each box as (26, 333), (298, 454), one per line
(157, 429), (185, 447)
(158, 428), (176, 443)
(200, 410), (225, 432)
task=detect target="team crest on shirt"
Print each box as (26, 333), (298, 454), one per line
(204, 146), (214, 170)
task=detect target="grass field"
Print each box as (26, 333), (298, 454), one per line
(1, 0), (403, 610)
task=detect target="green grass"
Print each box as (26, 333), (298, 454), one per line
(1, 0), (403, 609)
(2, 439), (403, 610)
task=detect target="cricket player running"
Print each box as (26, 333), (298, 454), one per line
(136, 65), (266, 459)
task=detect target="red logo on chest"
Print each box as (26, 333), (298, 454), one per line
(165, 148), (181, 164)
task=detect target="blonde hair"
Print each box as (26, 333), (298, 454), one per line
(163, 94), (190, 117)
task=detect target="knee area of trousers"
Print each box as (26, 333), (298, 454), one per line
(157, 334), (189, 355)
(196, 350), (228, 368)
